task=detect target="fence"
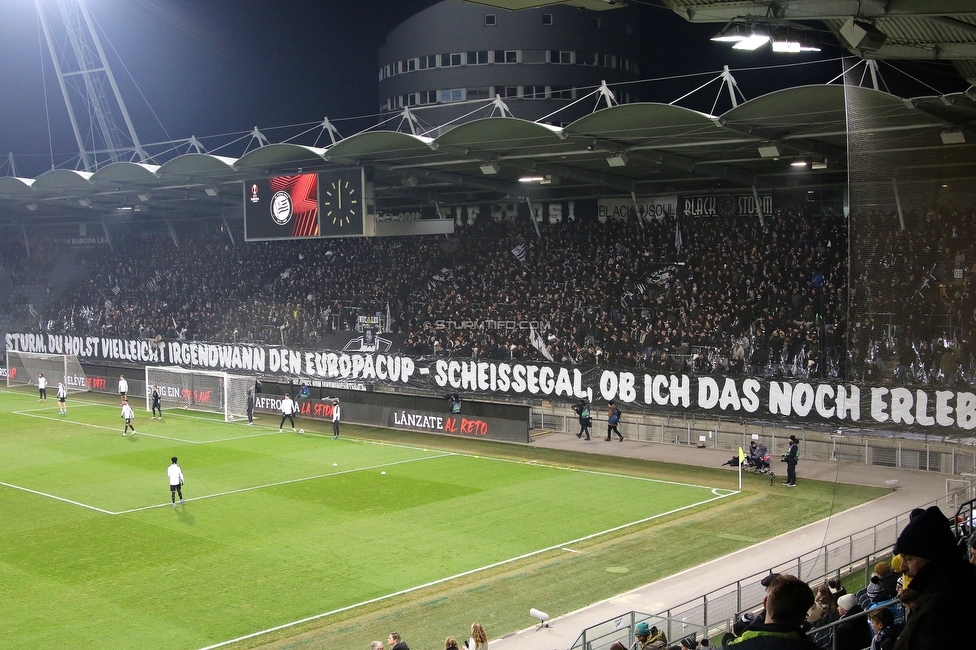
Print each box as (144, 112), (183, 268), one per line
(534, 407), (976, 474)
(569, 490), (975, 650)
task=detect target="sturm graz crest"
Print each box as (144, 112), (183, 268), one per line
(270, 191), (293, 225)
(717, 195), (738, 218)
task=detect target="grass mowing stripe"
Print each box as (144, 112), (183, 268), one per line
(196, 489), (735, 650)
(114, 452), (456, 514)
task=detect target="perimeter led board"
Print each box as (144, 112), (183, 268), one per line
(244, 173), (319, 241)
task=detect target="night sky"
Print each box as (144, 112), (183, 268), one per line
(0, 0), (967, 178)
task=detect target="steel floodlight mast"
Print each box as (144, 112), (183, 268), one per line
(35, 0), (148, 171)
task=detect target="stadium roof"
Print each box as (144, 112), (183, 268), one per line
(469, 1), (976, 85)
(0, 84), (974, 226)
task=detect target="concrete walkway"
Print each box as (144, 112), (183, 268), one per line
(489, 432), (950, 650)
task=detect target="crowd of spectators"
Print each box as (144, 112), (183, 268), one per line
(850, 206), (976, 385)
(2, 203), (973, 384)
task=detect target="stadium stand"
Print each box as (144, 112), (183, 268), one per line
(3, 203), (972, 387)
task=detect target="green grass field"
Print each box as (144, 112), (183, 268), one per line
(1, 387), (759, 650)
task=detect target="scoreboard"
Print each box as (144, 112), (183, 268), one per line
(244, 169), (366, 241)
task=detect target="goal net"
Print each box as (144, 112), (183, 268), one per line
(5, 351), (88, 393)
(145, 367), (255, 422)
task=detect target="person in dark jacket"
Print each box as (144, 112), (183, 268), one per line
(834, 594), (873, 650)
(865, 561), (898, 604)
(867, 608), (899, 650)
(573, 399), (592, 440)
(783, 435), (799, 486)
(892, 506), (976, 650)
(724, 575), (819, 649)
(387, 631), (409, 650)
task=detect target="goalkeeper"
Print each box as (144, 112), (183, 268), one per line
(168, 457), (185, 508)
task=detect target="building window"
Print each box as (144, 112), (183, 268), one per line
(441, 53), (462, 67)
(502, 86), (519, 99)
(419, 54), (437, 70)
(404, 58), (416, 72)
(577, 51), (596, 65)
(420, 90), (438, 104)
(591, 17), (601, 29)
(542, 13), (552, 25)
(467, 50), (489, 65)
(603, 54), (617, 68)
(525, 85), (547, 99)
(494, 50), (518, 64)
(439, 88), (463, 103)
(467, 87), (490, 100)
(551, 86), (573, 100)
(484, 13), (496, 26)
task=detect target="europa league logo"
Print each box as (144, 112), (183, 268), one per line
(270, 191), (293, 225)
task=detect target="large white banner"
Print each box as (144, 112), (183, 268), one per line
(6, 331), (975, 433)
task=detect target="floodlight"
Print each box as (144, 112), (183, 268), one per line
(772, 31), (821, 53)
(78, 198), (91, 207)
(732, 34), (770, 50)
(757, 143), (781, 158)
(791, 160), (808, 167)
(606, 152), (628, 167)
(480, 161), (500, 175)
(519, 175), (545, 183)
(137, 192), (151, 202)
(772, 38), (801, 53)
(711, 23), (749, 43)
(204, 186), (219, 197)
(811, 160), (828, 170)
(530, 608), (550, 629)
(26, 203), (38, 212)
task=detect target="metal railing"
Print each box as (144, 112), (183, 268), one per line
(568, 490), (971, 650)
(533, 407), (976, 475)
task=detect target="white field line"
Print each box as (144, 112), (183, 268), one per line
(197, 489), (736, 650)
(0, 452), (453, 516)
(353, 438), (736, 494)
(0, 481), (115, 514)
(13, 408), (286, 444)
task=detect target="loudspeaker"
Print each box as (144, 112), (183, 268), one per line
(839, 18), (886, 52)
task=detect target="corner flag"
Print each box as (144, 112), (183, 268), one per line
(738, 447), (745, 464)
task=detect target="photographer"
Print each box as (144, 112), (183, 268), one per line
(445, 392), (461, 414)
(572, 399), (592, 440)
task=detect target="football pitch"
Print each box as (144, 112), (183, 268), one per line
(0, 388), (737, 650)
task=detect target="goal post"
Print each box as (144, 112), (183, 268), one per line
(5, 351), (88, 393)
(145, 366), (255, 422)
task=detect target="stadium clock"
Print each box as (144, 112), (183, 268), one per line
(320, 169), (365, 236)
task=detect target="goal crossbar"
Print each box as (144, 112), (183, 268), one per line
(145, 366), (254, 422)
(6, 351), (88, 393)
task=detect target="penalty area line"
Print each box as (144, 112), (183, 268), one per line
(0, 482), (116, 515)
(197, 489), (736, 650)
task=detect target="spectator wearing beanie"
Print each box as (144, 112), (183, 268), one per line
(866, 561), (898, 604)
(891, 506), (976, 650)
(835, 594), (872, 650)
